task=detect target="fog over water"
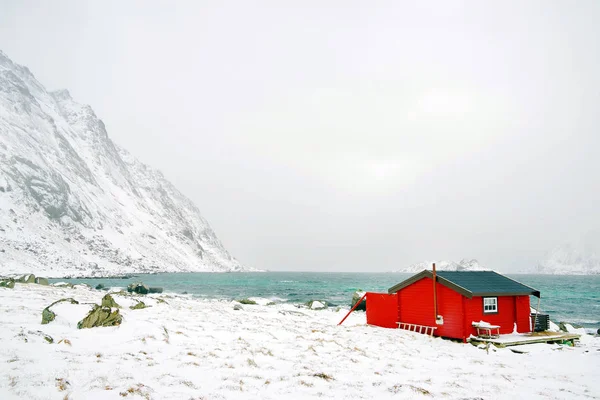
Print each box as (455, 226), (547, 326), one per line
(1, 1), (599, 272)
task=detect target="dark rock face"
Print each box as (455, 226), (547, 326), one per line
(127, 283), (149, 295)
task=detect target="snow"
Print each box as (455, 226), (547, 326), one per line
(537, 235), (600, 275)
(1, 283), (599, 400)
(0, 50), (253, 277)
(309, 301), (326, 310)
(472, 320), (498, 328)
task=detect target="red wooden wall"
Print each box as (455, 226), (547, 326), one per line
(396, 277), (465, 339)
(515, 295), (532, 332)
(367, 277), (534, 341)
(365, 292), (398, 328)
(463, 295), (531, 337)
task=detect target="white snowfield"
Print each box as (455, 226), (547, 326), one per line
(1, 284), (598, 400)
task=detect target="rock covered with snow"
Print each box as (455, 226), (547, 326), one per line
(537, 236), (600, 275)
(395, 259), (487, 273)
(0, 50), (252, 277)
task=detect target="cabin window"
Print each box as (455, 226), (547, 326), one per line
(483, 297), (498, 314)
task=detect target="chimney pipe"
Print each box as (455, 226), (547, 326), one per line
(432, 262), (438, 323)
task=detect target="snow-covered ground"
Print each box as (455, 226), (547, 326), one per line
(0, 283), (599, 400)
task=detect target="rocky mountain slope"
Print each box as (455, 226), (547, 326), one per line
(537, 240), (600, 275)
(395, 259), (487, 273)
(0, 50), (248, 277)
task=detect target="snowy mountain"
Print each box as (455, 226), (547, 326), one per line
(0, 50), (250, 277)
(395, 259), (487, 273)
(537, 239), (600, 275)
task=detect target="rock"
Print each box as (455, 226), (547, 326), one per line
(101, 294), (120, 308)
(238, 299), (257, 305)
(559, 322), (583, 332)
(351, 291), (367, 311)
(35, 277), (49, 285)
(148, 287), (163, 294)
(41, 307), (56, 325)
(233, 304), (243, 311)
(130, 301), (147, 310)
(95, 283), (105, 290)
(74, 283), (92, 290)
(41, 298), (79, 325)
(52, 282), (74, 288)
(77, 305), (122, 329)
(127, 282), (149, 295)
(18, 274), (36, 283)
(307, 300), (327, 310)
(597, 328), (600, 335)
(0, 279), (16, 289)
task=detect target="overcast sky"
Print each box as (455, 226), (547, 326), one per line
(1, 1), (599, 272)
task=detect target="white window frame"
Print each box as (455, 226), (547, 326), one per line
(483, 297), (498, 314)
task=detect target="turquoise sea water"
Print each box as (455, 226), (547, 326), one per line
(51, 272), (600, 332)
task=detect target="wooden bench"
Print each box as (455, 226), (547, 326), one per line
(397, 322), (437, 336)
(472, 323), (500, 338)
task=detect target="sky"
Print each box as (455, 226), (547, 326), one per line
(1, 1), (599, 272)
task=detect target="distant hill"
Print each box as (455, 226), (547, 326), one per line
(537, 240), (600, 275)
(395, 259), (487, 273)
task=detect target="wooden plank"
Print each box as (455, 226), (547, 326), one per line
(469, 333), (580, 348)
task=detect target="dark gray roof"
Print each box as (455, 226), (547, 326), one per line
(388, 270), (540, 298)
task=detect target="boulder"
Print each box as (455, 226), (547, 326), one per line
(42, 307), (56, 325)
(597, 328), (600, 335)
(351, 291), (367, 311)
(101, 294), (120, 308)
(130, 301), (148, 310)
(0, 279), (15, 289)
(35, 277), (49, 286)
(18, 274), (36, 284)
(95, 283), (105, 290)
(559, 322), (583, 332)
(127, 282), (149, 295)
(77, 305), (122, 329)
(53, 282), (74, 288)
(148, 287), (163, 294)
(307, 300), (327, 310)
(41, 298), (79, 325)
(238, 299), (257, 305)
(233, 304), (243, 311)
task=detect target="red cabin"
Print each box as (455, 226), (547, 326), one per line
(366, 270), (540, 341)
